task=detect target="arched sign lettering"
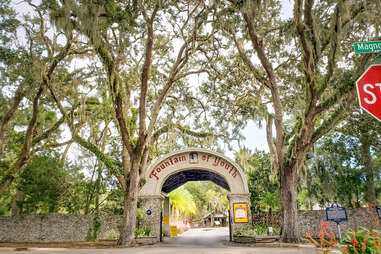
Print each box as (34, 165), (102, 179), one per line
(140, 148), (249, 196)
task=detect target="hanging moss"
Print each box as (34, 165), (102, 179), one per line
(73, 134), (122, 177)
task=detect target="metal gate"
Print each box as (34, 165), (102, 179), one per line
(228, 209), (232, 241)
(160, 211), (163, 242)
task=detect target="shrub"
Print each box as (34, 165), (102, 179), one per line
(135, 226), (151, 237)
(341, 228), (381, 254)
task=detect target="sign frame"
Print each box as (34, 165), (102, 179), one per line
(353, 41), (381, 54)
(325, 204), (348, 224)
(233, 203), (249, 223)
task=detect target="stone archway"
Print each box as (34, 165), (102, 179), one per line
(138, 148), (251, 243)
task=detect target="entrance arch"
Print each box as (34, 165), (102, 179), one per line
(138, 148), (251, 244)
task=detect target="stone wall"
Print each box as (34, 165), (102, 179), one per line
(138, 195), (163, 243)
(0, 208), (379, 242)
(252, 208), (381, 238)
(0, 214), (122, 242)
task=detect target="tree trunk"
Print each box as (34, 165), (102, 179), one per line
(11, 190), (25, 217)
(362, 140), (376, 205)
(280, 165), (299, 242)
(268, 207), (272, 225)
(117, 158), (140, 246)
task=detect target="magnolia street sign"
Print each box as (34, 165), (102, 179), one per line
(354, 41), (381, 54)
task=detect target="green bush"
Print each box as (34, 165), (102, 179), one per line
(341, 228), (381, 254)
(135, 226), (151, 237)
(233, 225), (281, 237)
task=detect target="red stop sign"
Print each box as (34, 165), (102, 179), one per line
(356, 64), (381, 121)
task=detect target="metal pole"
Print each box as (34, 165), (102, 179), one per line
(337, 223), (342, 241)
(160, 211), (163, 242)
(228, 210), (232, 242)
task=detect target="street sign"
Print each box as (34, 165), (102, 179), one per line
(356, 64), (381, 122)
(354, 41), (381, 54)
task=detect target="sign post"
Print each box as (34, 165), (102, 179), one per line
(326, 204), (348, 240)
(356, 64), (381, 122)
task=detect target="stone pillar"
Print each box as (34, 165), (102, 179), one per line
(138, 195), (164, 243)
(163, 196), (171, 236)
(228, 193), (252, 236)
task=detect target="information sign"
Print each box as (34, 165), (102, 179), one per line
(170, 226), (178, 237)
(146, 209), (152, 216)
(233, 203), (248, 223)
(325, 204), (348, 224)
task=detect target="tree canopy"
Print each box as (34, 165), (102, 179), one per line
(0, 0), (380, 244)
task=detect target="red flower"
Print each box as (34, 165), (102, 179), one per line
(351, 239), (359, 245)
(364, 239), (368, 243)
(319, 233), (324, 238)
(375, 241), (380, 246)
(306, 231), (311, 237)
(343, 246), (349, 253)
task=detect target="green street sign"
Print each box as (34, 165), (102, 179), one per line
(353, 41), (381, 54)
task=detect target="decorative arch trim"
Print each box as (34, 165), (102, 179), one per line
(139, 148), (249, 196)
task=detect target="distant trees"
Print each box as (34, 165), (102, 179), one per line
(299, 107), (381, 209)
(238, 150), (279, 214)
(182, 181), (229, 221)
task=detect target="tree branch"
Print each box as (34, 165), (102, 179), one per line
(0, 83), (26, 153)
(0, 85), (44, 195)
(138, 3), (160, 154)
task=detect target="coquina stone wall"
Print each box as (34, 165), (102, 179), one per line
(252, 208), (381, 238)
(0, 214), (122, 242)
(0, 208), (379, 242)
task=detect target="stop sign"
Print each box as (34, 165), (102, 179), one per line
(356, 64), (381, 121)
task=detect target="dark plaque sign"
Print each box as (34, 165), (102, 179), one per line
(376, 206), (381, 220)
(146, 209), (152, 216)
(325, 204), (347, 224)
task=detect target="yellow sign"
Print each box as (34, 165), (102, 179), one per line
(170, 226), (178, 237)
(163, 216), (169, 224)
(233, 203), (248, 223)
